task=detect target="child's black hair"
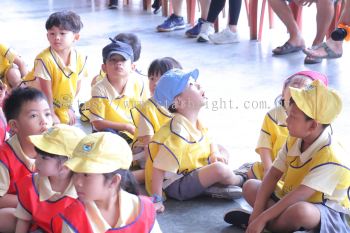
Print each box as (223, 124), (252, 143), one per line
(114, 33), (141, 62)
(35, 147), (69, 163)
(45, 11), (83, 33)
(3, 87), (47, 121)
(103, 169), (140, 195)
(148, 57), (182, 78)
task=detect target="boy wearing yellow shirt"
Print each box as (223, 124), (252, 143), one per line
(86, 39), (148, 144)
(22, 11), (87, 125)
(0, 43), (27, 88)
(145, 69), (243, 213)
(225, 80), (350, 233)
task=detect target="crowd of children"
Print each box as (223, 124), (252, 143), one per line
(0, 8), (349, 233)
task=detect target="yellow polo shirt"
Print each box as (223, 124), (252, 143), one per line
(87, 74), (149, 139)
(61, 190), (162, 233)
(15, 175), (77, 221)
(253, 106), (289, 179)
(145, 114), (212, 195)
(0, 43), (16, 83)
(0, 135), (35, 196)
(23, 47), (88, 124)
(273, 129), (350, 213)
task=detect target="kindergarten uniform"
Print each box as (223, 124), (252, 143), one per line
(87, 74), (148, 140)
(22, 47), (88, 124)
(15, 174), (77, 232)
(273, 129), (350, 232)
(252, 106), (288, 179)
(0, 43), (17, 86)
(131, 97), (172, 147)
(51, 190), (162, 233)
(145, 114), (211, 201)
(0, 135), (35, 196)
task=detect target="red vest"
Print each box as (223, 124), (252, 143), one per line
(15, 173), (76, 233)
(0, 142), (33, 194)
(51, 196), (156, 233)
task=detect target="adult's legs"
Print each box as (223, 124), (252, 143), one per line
(268, 0), (305, 51)
(304, 0), (350, 58)
(185, 0), (211, 37)
(313, 0), (334, 46)
(156, 0), (186, 32)
(227, 0), (242, 32)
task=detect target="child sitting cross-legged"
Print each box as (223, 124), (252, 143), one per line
(145, 69), (244, 213)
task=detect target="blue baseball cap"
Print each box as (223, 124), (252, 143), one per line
(154, 68), (199, 107)
(102, 38), (134, 63)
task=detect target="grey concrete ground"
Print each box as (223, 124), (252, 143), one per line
(1, 0), (349, 232)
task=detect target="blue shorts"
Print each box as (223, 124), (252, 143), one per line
(315, 204), (350, 233)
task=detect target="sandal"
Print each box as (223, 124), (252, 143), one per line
(304, 55), (322, 64)
(272, 42), (305, 55)
(303, 42), (342, 59)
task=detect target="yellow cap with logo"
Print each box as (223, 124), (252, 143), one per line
(29, 124), (86, 158)
(290, 79), (342, 124)
(65, 132), (132, 173)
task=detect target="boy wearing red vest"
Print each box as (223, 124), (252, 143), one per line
(15, 124), (85, 233)
(0, 87), (53, 232)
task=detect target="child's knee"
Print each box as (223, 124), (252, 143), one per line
(211, 162), (232, 179)
(6, 68), (21, 88)
(242, 179), (261, 202)
(287, 202), (320, 220)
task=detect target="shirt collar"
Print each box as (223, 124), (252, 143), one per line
(288, 129), (331, 163)
(171, 114), (207, 142)
(50, 47), (77, 73)
(37, 175), (77, 201)
(7, 134), (36, 172)
(104, 74), (136, 99)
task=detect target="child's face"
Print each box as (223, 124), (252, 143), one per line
(35, 154), (63, 177)
(102, 54), (132, 79)
(47, 26), (78, 52)
(286, 103), (314, 138)
(73, 173), (114, 202)
(11, 99), (53, 137)
(149, 72), (161, 95)
(177, 78), (206, 110)
(281, 88), (292, 114)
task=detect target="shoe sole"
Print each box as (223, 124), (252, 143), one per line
(186, 33), (199, 38)
(197, 37), (209, 43)
(224, 209), (250, 228)
(157, 25), (186, 32)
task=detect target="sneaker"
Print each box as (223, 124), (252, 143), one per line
(203, 184), (242, 200)
(185, 18), (205, 38)
(151, 0), (162, 14)
(197, 22), (214, 42)
(209, 27), (240, 44)
(224, 207), (252, 228)
(108, 0), (118, 9)
(157, 14), (186, 32)
(233, 162), (253, 185)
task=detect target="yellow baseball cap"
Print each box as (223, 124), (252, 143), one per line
(290, 79), (342, 124)
(29, 124), (86, 158)
(65, 132), (132, 173)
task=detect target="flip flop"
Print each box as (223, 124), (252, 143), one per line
(302, 42), (342, 59)
(304, 55), (322, 64)
(272, 42), (305, 55)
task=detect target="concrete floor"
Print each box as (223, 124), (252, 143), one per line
(1, 0), (349, 232)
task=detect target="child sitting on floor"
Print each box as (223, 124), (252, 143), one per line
(145, 68), (243, 213)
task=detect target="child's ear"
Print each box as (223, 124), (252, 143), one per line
(74, 33), (80, 41)
(110, 174), (121, 189)
(101, 64), (107, 73)
(8, 119), (18, 134)
(131, 63), (136, 71)
(309, 120), (319, 132)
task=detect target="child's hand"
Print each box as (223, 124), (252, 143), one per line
(154, 202), (165, 213)
(124, 124), (135, 135)
(209, 153), (228, 164)
(68, 109), (76, 125)
(245, 214), (267, 233)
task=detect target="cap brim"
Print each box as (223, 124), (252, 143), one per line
(107, 51), (131, 61)
(29, 135), (68, 157)
(64, 157), (117, 173)
(174, 68), (199, 97)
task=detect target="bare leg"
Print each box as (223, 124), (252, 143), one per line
(268, 0), (304, 47)
(5, 67), (22, 88)
(198, 162), (242, 187)
(199, 0), (211, 19)
(313, 0), (334, 46)
(172, 0), (184, 16)
(268, 202), (321, 232)
(0, 208), (17, 233)
(242, 179), (276, 208)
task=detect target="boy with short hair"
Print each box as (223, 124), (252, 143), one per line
(22, 11), (87, 125)
(15, 124), (85, 233)
(225, 80), (350, 232)
(0, 43), (28, 88)
(85, 39), (149, 143)
(0, 87), (53, 232)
